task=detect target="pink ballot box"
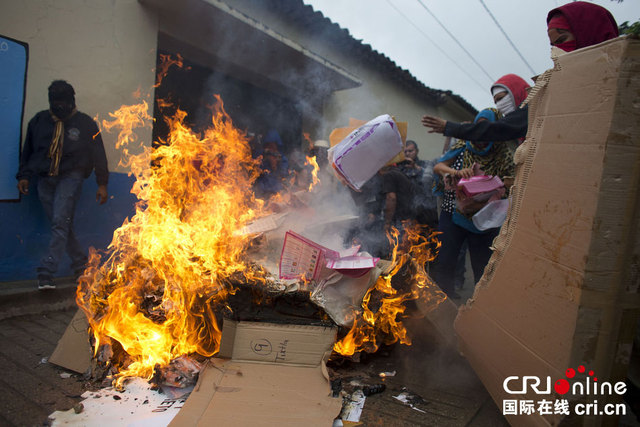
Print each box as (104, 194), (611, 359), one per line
(457, 175), (504, 197)
(329, 114), (403, 191)
(279, 231), (379, 281)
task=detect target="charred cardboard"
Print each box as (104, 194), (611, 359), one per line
(49, 309), (92, 373)
(171, 320), (341, 426)
(455, 37), (640, 426)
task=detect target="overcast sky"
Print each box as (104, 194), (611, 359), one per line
(302, 0), (640, 110)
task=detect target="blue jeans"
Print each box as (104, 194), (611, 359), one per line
(36, 171), (86, 278)
(431, 211), (499, 296)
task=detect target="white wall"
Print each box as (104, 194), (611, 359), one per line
(1, 0), (159, 173)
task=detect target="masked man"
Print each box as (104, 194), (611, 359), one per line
(16, 80), (109, 290)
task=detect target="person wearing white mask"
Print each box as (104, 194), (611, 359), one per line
(422, 73), (531, 143)
(492, 87), (515, 116)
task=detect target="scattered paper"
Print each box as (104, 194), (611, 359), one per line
(49, 378), (191, 427)
(339, 389), (366, 422)
(279, 231), (378, 281)
(393, 391), (428, 413)
(233, 212), (288, 236)
(279, 230), (335, 281)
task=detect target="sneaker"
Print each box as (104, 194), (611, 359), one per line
(37, 277), (56, 290)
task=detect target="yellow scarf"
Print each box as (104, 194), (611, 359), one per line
(48, 109), (77, 176)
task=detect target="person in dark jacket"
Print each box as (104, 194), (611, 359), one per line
(398, 140), (438, 229)
(421, 74), (531, 143)
(16, 80), (109, 290)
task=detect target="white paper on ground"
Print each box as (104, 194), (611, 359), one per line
(339, 389), (366, 422)
(393, 392), (427, 413)
(49, 378), (191, 427)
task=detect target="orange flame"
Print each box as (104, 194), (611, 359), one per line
(333, 224), (445, 356)
(305, 155), (320, 191)
(77, 95), (267, 387)
(101, 101), (153, 169)
(303, 132), (314, 151)
(154, 53), (189, 88)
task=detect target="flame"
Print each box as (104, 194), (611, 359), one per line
(305, 155), (320, 191)
(154, 53), (190, 88)
(333, 224), (445, 356)
(303, 132), (314, 151)
(75, 53), (445, 383)
(77, 95), (268, 387)
(101, 101), (153, 169)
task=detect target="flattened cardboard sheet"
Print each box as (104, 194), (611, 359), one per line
(49, 309), (92, 373)
(455, 37), (640, 426)
(169, 358), (341, 427)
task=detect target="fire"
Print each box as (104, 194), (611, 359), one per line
(77, 95), (267, 387)
(306, 155), (320, 191)
(333, 224), (445, 356)
(302, 132), (314, 151)
(75, 53), (445, 385)
(100, 101), (153, 167)
(154, 53), (189, 88)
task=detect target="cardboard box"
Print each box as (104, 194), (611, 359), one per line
(49, 309), (92, 373)
(218, 319), (337, 366)
(455, 37), (640, 426)
(171, 320), (341, 426)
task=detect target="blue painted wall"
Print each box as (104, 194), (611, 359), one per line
(0, 35), (28, 202)
(0, 171), (136, 282)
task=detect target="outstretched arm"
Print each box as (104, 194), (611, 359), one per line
(444, 107), (528, 142)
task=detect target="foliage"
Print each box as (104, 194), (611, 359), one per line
(619, 20), (640, 36)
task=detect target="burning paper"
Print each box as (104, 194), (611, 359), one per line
(74, 58), (446, 387)
(278, 230), (379, 281)
(77, 95), (270, 387)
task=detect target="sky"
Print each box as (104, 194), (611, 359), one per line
(302, 0), (640, 110)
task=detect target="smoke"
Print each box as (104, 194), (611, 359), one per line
(249, 173), (363, 276)
(393, 315), (482, 393)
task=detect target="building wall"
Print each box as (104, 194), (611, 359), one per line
(1, 0), (158, 171)
(0, 0), (158, 281)
(0, 0), (475, 282)
(226, 0), (475, 161)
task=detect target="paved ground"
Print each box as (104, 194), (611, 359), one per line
(0, 307), (88, 426)
(0, 275), (510, 426)
(1, 267), (638, 426)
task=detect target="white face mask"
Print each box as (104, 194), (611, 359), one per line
(495, 94), (516, 116)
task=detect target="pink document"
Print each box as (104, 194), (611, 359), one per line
(279, 231), (379, 281)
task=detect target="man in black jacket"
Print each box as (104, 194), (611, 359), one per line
(16, 80), (109, 290)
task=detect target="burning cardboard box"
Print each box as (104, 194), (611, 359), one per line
(45, 53), (451, 426)
(169, 320), (341, 426)
(455, 37), (640, 426)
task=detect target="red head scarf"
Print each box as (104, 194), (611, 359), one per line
(547, 2), (618, 50)
(491, 74), (531, 107)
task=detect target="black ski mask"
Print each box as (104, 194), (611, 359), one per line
(48, 80), (76, 119)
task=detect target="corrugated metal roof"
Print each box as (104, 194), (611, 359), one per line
(268, 0), (478, 115)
